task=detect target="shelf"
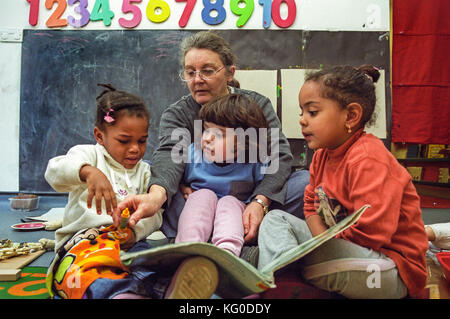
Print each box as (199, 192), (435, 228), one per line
(413, 181), (450, 188)
(397, 158), (450, 163)
(413, 182), (450, 200)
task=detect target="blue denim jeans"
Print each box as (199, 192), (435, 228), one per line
(257, 210), (408, 299)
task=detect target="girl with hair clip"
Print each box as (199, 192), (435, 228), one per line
(257, 65), (429, 299)
(45, 84), (163, 299)
(175, 94), (270, 258)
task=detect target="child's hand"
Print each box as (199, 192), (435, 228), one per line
(305, 215), (328, 237)
(180, 184), (194, 200)
(80, 165), (118, 215)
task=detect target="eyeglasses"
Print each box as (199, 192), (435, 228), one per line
(179, 66), (225, 82)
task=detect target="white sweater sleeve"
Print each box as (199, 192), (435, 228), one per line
(133, 209), (164, 242)
(130, 162), (163, 241)
(45, 145), (97, 193)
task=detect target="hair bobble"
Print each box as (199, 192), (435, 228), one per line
(104, 108), (115, 123)
(364, 73), (373, 81)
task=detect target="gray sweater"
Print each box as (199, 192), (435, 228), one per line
(149, 88), (294, 206)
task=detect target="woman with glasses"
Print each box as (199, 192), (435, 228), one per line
(112, 31), (310, 298)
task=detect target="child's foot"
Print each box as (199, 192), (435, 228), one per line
(426, 223), (450, 250)
(164, 256), (219, 299)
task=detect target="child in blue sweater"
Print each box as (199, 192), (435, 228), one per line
(175, 94), (270, 257)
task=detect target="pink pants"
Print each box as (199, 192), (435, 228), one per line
(175, 188), (245, 256)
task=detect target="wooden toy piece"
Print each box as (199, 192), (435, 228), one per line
(0, 269), (22, 282)
(119, 208), (130, 230)
(100, 208), (133, 247)
(0, 250), (46, 270)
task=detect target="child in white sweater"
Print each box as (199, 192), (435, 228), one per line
(45, 84), (162, 299)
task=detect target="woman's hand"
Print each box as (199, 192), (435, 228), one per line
(242, 195), (270, 244)
(112, 184), (167, 227)
(80, 165), (117, 215)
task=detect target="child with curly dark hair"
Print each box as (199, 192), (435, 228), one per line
(258, 65), (428, 298)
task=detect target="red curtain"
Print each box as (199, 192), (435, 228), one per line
(391, 0), (450, 144)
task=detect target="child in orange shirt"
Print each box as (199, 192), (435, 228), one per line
(258, 65), (429, 298)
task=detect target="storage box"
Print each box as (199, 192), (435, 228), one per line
(406, 166), (423, 181)
(9, 194), (40, 212)
(406, 144), (421, 158)
(425, 144), (446, 158)
(390, 143), (407, 159)
(0, 269), (22, 282)
(438, 168), (449, 183)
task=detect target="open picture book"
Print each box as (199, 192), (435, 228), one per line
(120, 205), (369, 298)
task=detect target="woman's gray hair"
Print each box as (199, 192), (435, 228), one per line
(179, 31), (236, 70)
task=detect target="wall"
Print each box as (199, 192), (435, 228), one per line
(0, 0), (390, 192)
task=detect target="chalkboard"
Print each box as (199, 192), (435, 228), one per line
(20, 30), (390, 192)
(20, 30), (193, 192)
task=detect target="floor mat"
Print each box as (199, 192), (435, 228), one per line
(0, 267), (49, 299)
